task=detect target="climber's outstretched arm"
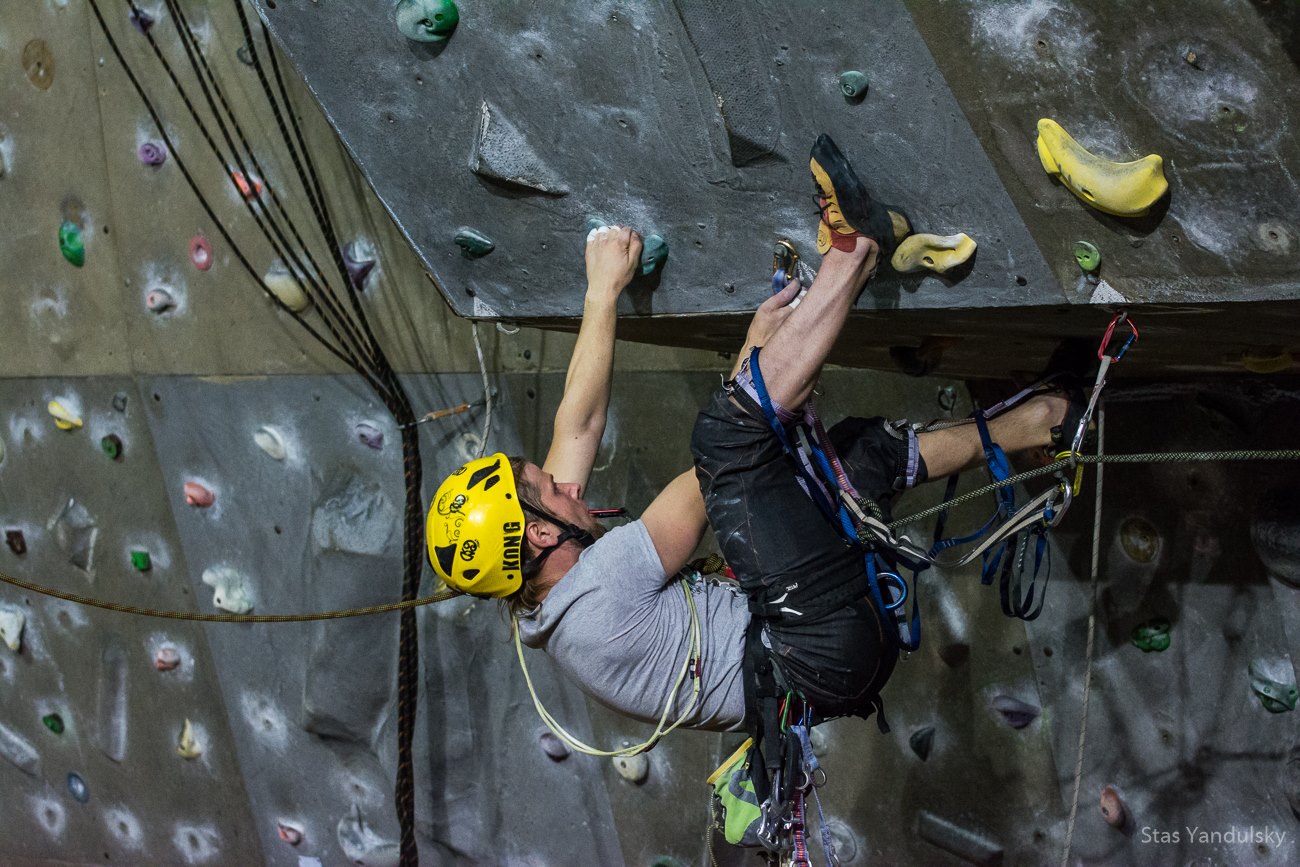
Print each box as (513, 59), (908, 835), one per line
(542, 226), (643, 493)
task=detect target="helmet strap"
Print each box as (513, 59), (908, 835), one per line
(519, 501), (595, 578)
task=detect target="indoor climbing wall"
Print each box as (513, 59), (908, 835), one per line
(2, 2), (1299, 867)
(250, 0), (1300, 377)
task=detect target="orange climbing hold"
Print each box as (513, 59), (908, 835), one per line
(184, 481), (215, 507)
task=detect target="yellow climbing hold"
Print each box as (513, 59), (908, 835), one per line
(177, 719), (203, 759)
(264, 262), (312, 313)
(890, 233), (977, 274)
(1036, 119), (1168, 218)
(1237, 348), (1294, 374)
(47, 400), (83, 431)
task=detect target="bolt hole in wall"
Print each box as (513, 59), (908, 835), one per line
(1015, 275), (1027, 286)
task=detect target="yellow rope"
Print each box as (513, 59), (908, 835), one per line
(0, 569), (460, 622)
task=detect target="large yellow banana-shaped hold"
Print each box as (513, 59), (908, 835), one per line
(1036, 119), (1168, 217)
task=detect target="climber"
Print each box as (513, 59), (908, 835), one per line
(426, 134), (1073, 737)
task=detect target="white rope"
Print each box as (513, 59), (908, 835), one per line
(513, 580), (703, 757)
(1061, 402), (1104, 867)
(470, 321), (493, 458)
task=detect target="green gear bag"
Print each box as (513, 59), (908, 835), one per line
(710, 747), (762, 847)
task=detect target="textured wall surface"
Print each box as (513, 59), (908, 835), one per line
(1, 2), (1298, 866)
(249, 0), (1300, 376)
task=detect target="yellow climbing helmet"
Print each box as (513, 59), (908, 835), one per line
(426, 453), (527, 598)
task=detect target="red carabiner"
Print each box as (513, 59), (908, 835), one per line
(1098, 312), (1139, 363)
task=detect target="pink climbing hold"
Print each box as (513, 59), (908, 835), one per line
(189, 235), (213, 271)
(145, 288), (176, 314)
(1099, 785), (1127, 828)
(154, 646), (181, 671)
(184, 481), (215, 508)
(277, 823), (304, 846)
(138, 141), (167, 167)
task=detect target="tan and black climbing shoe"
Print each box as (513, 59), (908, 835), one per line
(809, 133), (911, 257)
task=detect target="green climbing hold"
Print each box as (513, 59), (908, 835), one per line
(43, 713), (64, 735)
(1131, 618), (1171, 652)
(131, 550), (152, 573)
(395, 0), (459, 42)
(59, 221), (85, 267)
(839, 70), (869, 100)
(100, 434), (123, 461)
(454, 227), (495, 259)
(1249, 661), (1297, 713)
(640, 234), (668, 276)
(585, 216), (608, 234)
(1073, 240), (1101, 273)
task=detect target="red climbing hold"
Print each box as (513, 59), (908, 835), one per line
(184, 481), (215, 508)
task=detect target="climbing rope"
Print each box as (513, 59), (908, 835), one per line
(0, 568), (459, 622)
(883, 449), (1300, 532)
(1062, 406), (1105, 866)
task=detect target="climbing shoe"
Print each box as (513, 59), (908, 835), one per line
(708, 742), (763, 847)
(809, 133), (911, 258)
(1041, 337), (1099, 455)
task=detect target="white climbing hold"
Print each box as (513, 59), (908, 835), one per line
(177, 719), (203, 759)
(47, 399), (83, 431)
(1089, 278), (1128, 305)
(277, 821), (304, 846)
(201, 566), (254, 614)
(253, 426), (287, 461)
(337, 804), (400, 867)
(0, 721), (40, 775)
(612, 753), (649, 784)
(264, 260), (312, 313)
(0, 605), (23, 651)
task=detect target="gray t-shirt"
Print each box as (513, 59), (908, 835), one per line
(516, 520), (749, 732)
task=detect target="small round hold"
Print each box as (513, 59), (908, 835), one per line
(277, 822), (304, 846)
(1119, 516), (1160, 564)
(138, 141), (167, 167)
(395, 0), (460, 42)
(67, 772), (89, 803)
(130, 549), (152, 572)
(909, 726), (935, 761)
(612, 753), (649, 784)
(146, 288), (176, 314)
(454, 227), (495, 259)
(838, 70), (869, 100)
(1073, 240), (1101, 273)
(5, 529), (26, 556)
(59, 221), (85, 268)
(43, 713), (65, 735)
(22, 40), (55, 91)
(154, 645), (182, 671)
(101, 434), (123, 461)
(355, 422), (384, 450)
(112, 392), (129, 413)
(1099, 784), (1127, 828)
(253, 426), (287, 461)
(190, 235), (213, 271)
(539, 732), (570, 761)
(184, 481), (216, 508)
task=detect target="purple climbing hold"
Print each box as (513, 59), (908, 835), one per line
(189, 235), (213, 271)
(989, 695), (1040, 730)
(5, 530), (25, 556)
(138, 142), (167, 167)
(128, 8), (155, 34)
(154, 645), (181, 671)
(355, 422), (384, 450)
(342, 239), (376, 291)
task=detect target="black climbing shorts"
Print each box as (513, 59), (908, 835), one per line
(690, 378), (927, 718)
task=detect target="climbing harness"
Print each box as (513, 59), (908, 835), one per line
(513, 574), (703, 757)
